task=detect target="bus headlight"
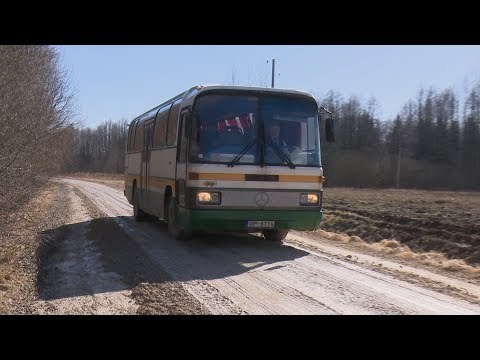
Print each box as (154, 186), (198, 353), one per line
(300, 193), (319, 206)
(196, 191), (221, 205)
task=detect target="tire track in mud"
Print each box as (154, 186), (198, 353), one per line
(33, 184), (137, 315)
(34, 182), (208, 315)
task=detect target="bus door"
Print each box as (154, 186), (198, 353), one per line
(142, 121), (154, 209)
(175, 108), (189, 207)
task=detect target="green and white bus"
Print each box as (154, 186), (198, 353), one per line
(124, 85), (334, 241)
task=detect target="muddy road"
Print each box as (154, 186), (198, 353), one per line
(35, 178), (480, 314)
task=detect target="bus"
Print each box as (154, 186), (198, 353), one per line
(124, 85), (334, 241)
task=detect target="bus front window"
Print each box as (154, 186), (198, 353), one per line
(189, 92), (321, 167)
(189, 94), (259, 164)
(262, 97), (321, 167)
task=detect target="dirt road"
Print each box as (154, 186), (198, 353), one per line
(36, 178), (480, 314)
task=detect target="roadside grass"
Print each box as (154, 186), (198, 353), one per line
(321, 187), (480, 265)
(316, 229), (480, 279)
(0, 182), (65, 313)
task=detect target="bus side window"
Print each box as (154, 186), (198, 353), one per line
(153, 105), (169, 148)
(127, 121), (133, 152)
(134, 119), (144, 152)
(128, 119), (137, 152)
(167, 99), (181, 146)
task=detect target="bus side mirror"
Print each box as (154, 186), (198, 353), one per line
(325, 117), (335, 142)
(319, 106), (335, 142)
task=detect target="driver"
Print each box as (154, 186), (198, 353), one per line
(265, 120), (291, 162)
(267, 120), (289, 150)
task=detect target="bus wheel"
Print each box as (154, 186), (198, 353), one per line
(167, 197), (191, 241)
(262, 229), (288, 241)
(133, 186), (146, 222)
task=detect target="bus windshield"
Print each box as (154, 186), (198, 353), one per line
(189, 93), (321, 167)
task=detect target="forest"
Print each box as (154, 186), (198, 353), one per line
(71, 84), (480, 190)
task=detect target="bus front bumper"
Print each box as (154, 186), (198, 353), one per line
(178, 208), (323, 232)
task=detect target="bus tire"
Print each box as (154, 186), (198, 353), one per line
(167, 197), (191, 241)
(262, 229), (288, 241)
(133, 185), (146, 222)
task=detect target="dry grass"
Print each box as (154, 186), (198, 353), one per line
(0, 182), (68, 313)
(320, 187), (480, 266)
(316, 227), (480, 280)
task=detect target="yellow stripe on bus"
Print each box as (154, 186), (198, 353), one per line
(189, 172), (324, 183)
(189, 172), (245, 181)
(279, 175), (325, 183)
(149, 177), (175, 190)
(125, 175), (175, 191)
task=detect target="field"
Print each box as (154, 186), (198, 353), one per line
(59, 173), (480, 267)
(320, 188), (480, 265)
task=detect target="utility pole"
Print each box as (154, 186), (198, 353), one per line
(271, 58), (275, 88)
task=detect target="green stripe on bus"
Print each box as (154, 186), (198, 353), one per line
(176, 208), (322, 231)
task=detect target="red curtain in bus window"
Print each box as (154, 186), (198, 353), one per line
(217, 113), (255, 134)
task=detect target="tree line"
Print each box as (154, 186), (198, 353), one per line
(71, 81), (480, 190)
(0, 45), (75, 225)
(320, 83), (480, 189)
(66, 119), (128, 174)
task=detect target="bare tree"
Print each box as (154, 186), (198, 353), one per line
(246, 66), (253, 86)
(257, 61), (269, 87)
(227, 64), (238, 85)
(228, 64), (237, 85)
(225, 61), (272, 87)
(0, 45), (77, 225)
(70, 119), (129, 174)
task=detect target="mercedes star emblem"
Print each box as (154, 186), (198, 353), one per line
(254, 192), (269, 206)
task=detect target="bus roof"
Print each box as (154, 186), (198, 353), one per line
(195, 84), (315, 98)
(129, 85), (316, 126)
(180, 85), (316, 109)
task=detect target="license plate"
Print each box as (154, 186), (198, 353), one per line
(247, 220), (275, 228)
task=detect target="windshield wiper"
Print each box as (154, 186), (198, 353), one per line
(227, 135), (296, 169)
(227, 137), (258, 167)
(265, 137), (296, 169)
